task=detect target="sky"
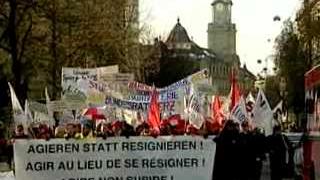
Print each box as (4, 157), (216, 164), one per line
(139, 0), (302, 75)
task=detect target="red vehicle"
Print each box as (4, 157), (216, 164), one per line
(304, 65), (320, 180)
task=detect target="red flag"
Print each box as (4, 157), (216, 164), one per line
(148, 88), (161, 135)
(230, 69), (241, 111)
(212, 96), (224, 126)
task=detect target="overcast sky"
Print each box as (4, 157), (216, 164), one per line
(140, 0), (302, 75)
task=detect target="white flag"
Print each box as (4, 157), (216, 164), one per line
(252, 89), (273, 136)
(187, 87), (204, 129)
(272, 100), (284, 125)
(45, 87), (55, 126)
(273, 100), (283, 113)
(24, 100), (33, 123)
(246, 92), (255, 104)
(231, 97), (248, 123)
(8, 82), (26, 125)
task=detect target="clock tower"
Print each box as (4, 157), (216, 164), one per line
(208, 0), (237, 63)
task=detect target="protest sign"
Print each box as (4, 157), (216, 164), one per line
(128, 89), (181, 103)
(99, 73), (134, 84)
(48, 100), (86, 112)
(33, 112), (54, 126)
(62, 66), (119, 96)
(14, 136), (216, 180)
(62, 67), (98, 94)
(97, 65), (119, 78)
(76, 80), (126, 106)
(29, 101), (48, 114)
(105, 96), (177, 112)
(127, 79), (189, 93)
(127, 69), (209, 93)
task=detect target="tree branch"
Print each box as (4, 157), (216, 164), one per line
(18, 13), (32, 62)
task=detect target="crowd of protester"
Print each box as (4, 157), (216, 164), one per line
(0, 114), (310, 180)
(212, 120), (306, 180)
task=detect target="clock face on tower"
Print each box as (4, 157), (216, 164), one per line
(216, 3), (224, 11)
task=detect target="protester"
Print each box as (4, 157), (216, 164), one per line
(37, 124), (52, 140)
(268, 125), (292, 180)
(13, 124), (28, 139)
(251, 127), (267, 180)
(239, 120), (254, 180)
(54, 126), (65, 138)
(0, 121), (6, 153)
(81, 120), (94, 139)
(97, 122), (114, 138)
(212, 120), (242, 180)
(121, 121), (135, 137)
(64, 123), (77, 139)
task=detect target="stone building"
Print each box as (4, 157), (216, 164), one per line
(149, 0), (255, 95)
(207, 0), (255, 95)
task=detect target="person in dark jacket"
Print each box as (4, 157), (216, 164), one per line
(251, 127), (267, 180)
(268, 125), (291, 180)
(239, 120), (253, 180)
(212, 120), (242, 180)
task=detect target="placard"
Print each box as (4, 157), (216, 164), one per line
(14, 136), (216, 180)
(48, 100), (86, 112)
(100, 73), (134, 84)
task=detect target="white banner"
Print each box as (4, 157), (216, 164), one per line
(14, 136), (216, 180)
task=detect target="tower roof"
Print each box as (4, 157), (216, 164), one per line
(166, 18), (192, 44)
(212, 0), (232, 6)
